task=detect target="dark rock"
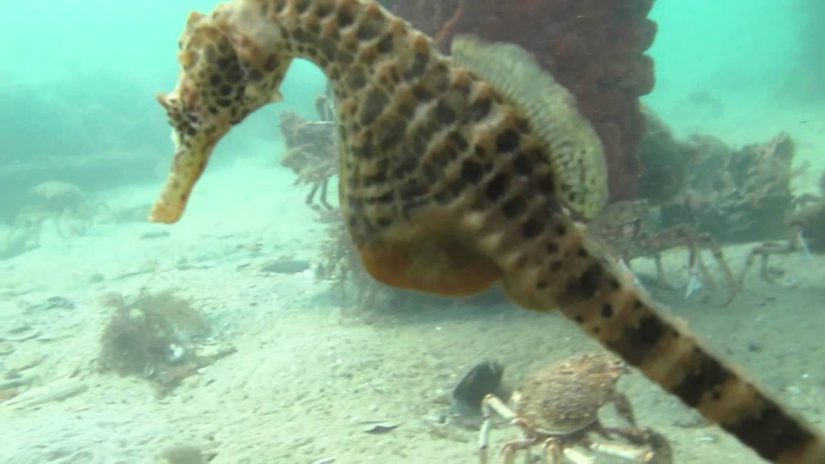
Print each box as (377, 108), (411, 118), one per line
(453, 360), (504, 412)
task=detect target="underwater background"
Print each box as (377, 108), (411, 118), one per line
(1, 1), (824, 463)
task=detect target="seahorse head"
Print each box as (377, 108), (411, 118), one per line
(151, 8), (289, 223)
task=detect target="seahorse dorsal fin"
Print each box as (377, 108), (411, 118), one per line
(451, 34), (608, 219)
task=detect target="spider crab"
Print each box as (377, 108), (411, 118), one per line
(11, 181), (108, 243)
(479, 352), (671, 464)
(739, 184), (825, 284)
(278, 94), (339, 212)
(587, 200), (737, 304)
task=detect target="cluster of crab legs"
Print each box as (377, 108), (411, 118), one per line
(585, 199), (739, 304)
(582, 186), (825, 304)
(738, 193), (825, 285)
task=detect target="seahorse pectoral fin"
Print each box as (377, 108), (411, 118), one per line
(357, 233), (502, 297)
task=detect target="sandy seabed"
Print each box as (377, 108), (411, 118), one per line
(0, 155), (823, 464)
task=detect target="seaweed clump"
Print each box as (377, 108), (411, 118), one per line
(316, 215), (389, 311)
(635, 112), (800, 244)
(99, 290), (214, 394)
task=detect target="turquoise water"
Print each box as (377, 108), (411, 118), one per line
(0, 1), (819, 168)
(1, 1), (824, 463)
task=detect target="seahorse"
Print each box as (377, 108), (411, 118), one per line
(149, 1), (825, 462)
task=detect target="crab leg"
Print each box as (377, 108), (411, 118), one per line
(480, 394), (518, 464)
(588, 441), (653, 462)
(559, 447), (594, 464)
(684, 259), (703, 299)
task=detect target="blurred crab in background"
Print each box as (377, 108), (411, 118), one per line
(739, 169), (825, 284)
(278, 94), (339, 213)
(10, 181), (110, 244)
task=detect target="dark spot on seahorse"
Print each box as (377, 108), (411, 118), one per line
(399, 180), (428, 202)
(564, 263), (602, 299)
(218, 85), (232, 96)
(351, 141), (375, 159)
(461, 159), (484, 183)
(609, 313), (666, 366)
(247, 69), (263, 82)
(293, 28), (310, 44)
(446, 177), (468, 198)
(512, 153), (532, 176)
(363, 170), (388, 187)
(305, 18), (321, 37)
(346, 66), (367, 90)
(293, 0), (310, 13)
(435, 102), (456, 125)
(514, 116), (530, 133)
(320, 39), (337, 62)
(376, 34), (394, 54)
(375, 117), (406, 152)
(723, 401), (817, 462)
(601, 304), (614, 318)
(671, 351), (732, 407)
(357, 19), (382, 41)
(427, 63), (450, 95)
(521, 217), (545, 239)
(412, 84), (433, 102)
(555, 224), (567, 237)
(313, 0), (334, 18)
(469, 96), (491, 121)
(405, 52), (429, 80)
(423, 162), (441, 184)
(447, 131), (469, 151)
(435, 177), (464, 204)
(484, 173), (509, 202)
(495, 129), (520, 153)
(430, 143), (457, 168)
(360, 88), (389, 126)
(226, 66), (243, 82)
(336, 6), (355, 27)
(375, 216), (393, 228)
(501, 196), (526, 218)
(264, 55), (280, 72)
(365, 191), (394, 205)
(337, 51), (354, 66)
(536, 172), (556, 196)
